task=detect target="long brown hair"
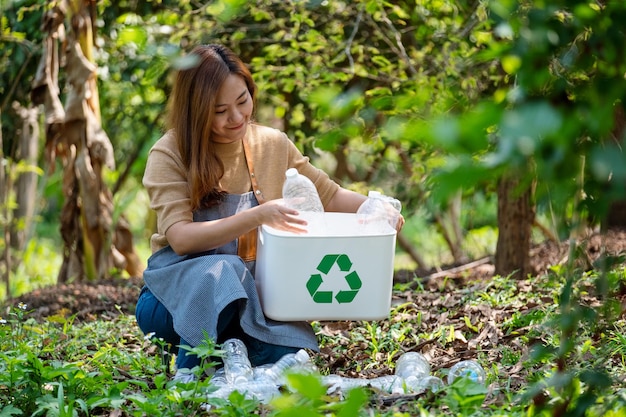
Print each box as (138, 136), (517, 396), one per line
(166, 44), (257, 210)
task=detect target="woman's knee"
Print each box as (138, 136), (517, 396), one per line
(136, 288), (179, 347)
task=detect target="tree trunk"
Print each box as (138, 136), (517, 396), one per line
(605, 103), (626, 229)
(32, 1), (143, 282)
(495, 175), (535, 279)
(396, 231), (428, 271)
(434, 191), (467, 265)
(11, 103), (40, 252)
(0, 109), (9, 297)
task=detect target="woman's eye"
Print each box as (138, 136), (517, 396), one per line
(216, 109), (226, 114)
(238, 98), (248, 106)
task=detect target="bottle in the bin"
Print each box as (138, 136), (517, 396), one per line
(357, 191), (402, 232)
(222, 338), (254, 384)
(282, 168), (324, 212)
(356, 191), (393, 233)
(381, 194), (402, 213)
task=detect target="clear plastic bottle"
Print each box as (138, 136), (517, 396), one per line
(356, 190), (403, 233)
(238, 380), (282, 403)
(403, 375), (445, 394)
(252, 363), (273, 381)
(222, 338), (254, 384)
(210, 367), (228, 387)
(394, 352), (431, 379)
(366, 375), (402, 393)
(207, 364), (280, 404)
(282, 168), (324, 212)
(356, 191), (393, 233)
(322, 374), (402, 397)
(205, 380), (280, 404)
(381, 195), (402, 213)
(447, 360), (486, 384)
(205, 368), (234, 405)
(257, 349), (311, 384)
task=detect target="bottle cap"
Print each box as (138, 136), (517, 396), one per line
(285, 168), (298, 178)
(295, 349), (310, 363)
(368, 190), (382, 197)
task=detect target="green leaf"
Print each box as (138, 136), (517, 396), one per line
(314, 129), (345, 152)
(205, 0), (247, 23)
(116, 26), (147, 49)
(429, 155), (499, 204)
(337, 387), (368, 417)
(0, 405), (23, 417)
(501, 54), (521, 74)
(285, 373), (327, 400)
(590, 143), (626, 183)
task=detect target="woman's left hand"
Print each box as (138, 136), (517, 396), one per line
(395, 213), (405, 233)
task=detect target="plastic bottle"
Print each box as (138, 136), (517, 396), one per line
(282, 168), (324, 212)
(379, 193), (402, 229)
(222, 338), (254, 384)
(205, 379), (281, 404)
(256, 349), (311, 385)
(252, 363), (273, 381)
(238, 380), (282, 403)
(322, 374), (402, 398)
(403, 375), (445, 394)
(447, 360), (486, 385)
(204, 368), (234, 406)
(365, 375), (402, 393)
(356, 191), (397, 233)
(394, 352), (431, 380)
(381, 195), (402, 213)
(210, 367), (228, 387)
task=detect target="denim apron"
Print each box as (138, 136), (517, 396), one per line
(141, 191), (319, 351)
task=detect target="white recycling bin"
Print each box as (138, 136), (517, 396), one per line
(255, 212), (397, 321)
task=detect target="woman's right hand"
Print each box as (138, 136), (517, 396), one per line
(166, 199), (310, 255)
(256, 199), (310, 234)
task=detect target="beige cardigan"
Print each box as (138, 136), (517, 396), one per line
(143, 123), (340, 252)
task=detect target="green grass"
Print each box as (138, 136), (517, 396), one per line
(3, 263), (626, 416)
(2, 238), (61, 300)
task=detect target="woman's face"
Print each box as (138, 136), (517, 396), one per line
(211, 74), (253, 144)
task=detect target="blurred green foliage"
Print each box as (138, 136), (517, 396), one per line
(1, 0), (624, 270)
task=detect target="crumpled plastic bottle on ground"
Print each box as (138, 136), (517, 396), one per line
(447, 359), (487, 384)
(205, 340), (314, 405)
(222, 338), (254, 384)
(404, 375), (445, 394)
(321, 352), (484, 399)
(322, 352), (432, 398)
(254, 349), (312, 386)
(323, 374), (402, 396)
(206, 342), (486, 406)
(394, 351), (430, 379)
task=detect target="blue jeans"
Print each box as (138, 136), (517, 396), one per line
(135, 287), (300, 370)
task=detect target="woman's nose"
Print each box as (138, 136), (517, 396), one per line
(228, 108), (243, 123)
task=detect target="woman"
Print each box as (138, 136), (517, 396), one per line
(136, 44), (403, 382)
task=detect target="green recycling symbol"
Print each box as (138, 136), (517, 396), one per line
(306, 254), (362, 304)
